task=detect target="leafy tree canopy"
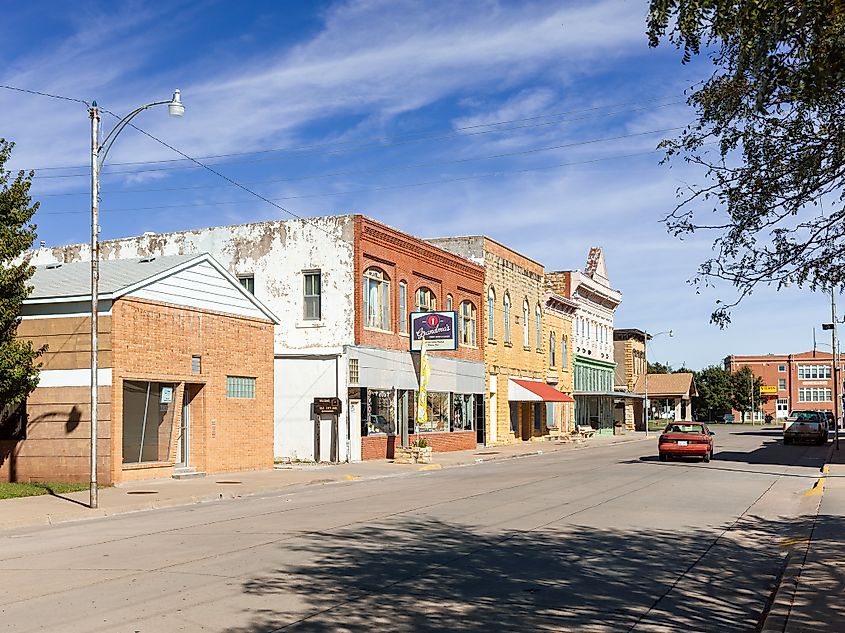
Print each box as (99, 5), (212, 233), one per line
(0, 139), (43, 407)
(647, 1), (845, 325)
(692, 365), (733, 420)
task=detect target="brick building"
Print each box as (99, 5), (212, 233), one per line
(3, 254), (277, 484)
(724, 352), (840, 422)
(428, 236), (573, 445)
(613, 328), (648, 430)
(29, 215), (486, 462)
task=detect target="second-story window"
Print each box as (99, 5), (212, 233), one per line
(238, 274), (255, 295)
(550, 332), (556, 366)
(416, 287), (436, 312)
(399, 281), (408, 333)
(504, 294), (511, 343)
(523, 300), (530, 348)
(535, 305), (541, 350)
(562, 336), (568, 368)
(363, 267), (390, 331)
(446, 294), (453, 312)
(460, 301), (477, 347)
(488, 287), (496, 340)
(303, 270), (321, 320)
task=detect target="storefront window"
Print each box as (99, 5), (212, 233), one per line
(453, 394), (475, 431)
(419, 391), (450, 433)
(122, 381), (177, 464)
(366, 388), (395, 434)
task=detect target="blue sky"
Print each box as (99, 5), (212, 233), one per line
(1, 0), (835, 369)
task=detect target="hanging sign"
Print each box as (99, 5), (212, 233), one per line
(410, 311), (458, 351)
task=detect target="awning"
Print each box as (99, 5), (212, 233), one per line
(509, 378), (575, 402)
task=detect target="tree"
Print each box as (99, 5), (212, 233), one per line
(693, 365), (732, 421)
(647, 1), (845, 325)
(730, 366), (764, 422)
(0, 139), (43, 414)
(648, 361), (673, 374)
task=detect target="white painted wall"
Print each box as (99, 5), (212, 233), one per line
(274, 355), (345, 462)
(129, 261), (267, 321)
(29, 216), (357, 354)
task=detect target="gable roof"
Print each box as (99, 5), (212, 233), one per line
(632, 372), (697, 398)
(25, 253), (279, 323)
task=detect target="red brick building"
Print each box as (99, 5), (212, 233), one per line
(724, 351), (840, 422)
(2, 254), (278, 484)
(350, 217), (486, 459)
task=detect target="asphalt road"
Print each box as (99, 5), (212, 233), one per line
(0, 426), (829, 632)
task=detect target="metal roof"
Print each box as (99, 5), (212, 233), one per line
(27, 254), (202, 299)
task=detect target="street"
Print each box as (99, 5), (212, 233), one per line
(0, 426), (829, 632)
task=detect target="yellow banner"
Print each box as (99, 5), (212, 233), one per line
(760, 385), (778, 394)
(417, 338), (431, 424)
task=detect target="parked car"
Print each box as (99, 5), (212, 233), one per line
(783, 411), (827, 445)
(815, 410), (835, 432)
(658, 423), (715, 462)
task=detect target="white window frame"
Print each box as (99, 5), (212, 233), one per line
(487, 287), (496, 341)
(535, 305), (541, 351)
(303, 270), (321, 321)
(416, 286), (436, 312)
(398, 281), (408, 334)
(523, 300), (530, 348)
(504, 294), (511, 344)
(459, 301), (477, 347)
(363, 267), (391, 331)
(549, 331), (556, 367)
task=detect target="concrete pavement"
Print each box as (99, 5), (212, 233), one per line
(0, 431), (648, 532)
(762, 438), (845, 632)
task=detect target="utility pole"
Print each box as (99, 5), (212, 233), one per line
(750, 370), (754, 425)
(832, 285), (840, 450)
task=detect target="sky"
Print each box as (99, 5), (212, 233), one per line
(0, 0), (836, 369)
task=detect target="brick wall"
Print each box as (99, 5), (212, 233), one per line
(361, 431), (476, 460)
(111, 297), (275, 480)
(2, 316), (113, 483)
(353, 216), (485, 363)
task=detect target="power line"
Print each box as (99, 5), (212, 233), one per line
(0, 83), (89, 106)
(37, 146), (667, 216)
(24, 95), (686, 174)
(37, 124), (680, 196)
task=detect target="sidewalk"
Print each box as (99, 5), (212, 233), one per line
(762, 440), (845, 632)
(0, 432), (647, 532)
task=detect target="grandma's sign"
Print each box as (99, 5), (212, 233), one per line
(410, 311), (458, 351)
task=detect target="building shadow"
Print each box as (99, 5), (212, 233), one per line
(218, 513), (842, 632)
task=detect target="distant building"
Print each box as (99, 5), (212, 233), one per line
(724, 352), (840, 421)
(613, 328), (648, 430)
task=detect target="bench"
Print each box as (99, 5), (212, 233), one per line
(576, 425), (597, 439)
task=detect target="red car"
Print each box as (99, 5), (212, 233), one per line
(658, 423), (715, 462)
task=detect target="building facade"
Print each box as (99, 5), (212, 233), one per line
(613, 328), (648, 430)
(428, 236), (571, 445)
(724, 352), (840, 421)
(29, 215), (486, 462)
(548, 248), (622, 435)
(4, 254), (277, 484)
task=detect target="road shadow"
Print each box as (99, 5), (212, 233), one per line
(219, 512), (836, 632)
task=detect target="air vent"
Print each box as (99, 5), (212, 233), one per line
(45, 263), (62, 269)
(139, 256), (156, 263)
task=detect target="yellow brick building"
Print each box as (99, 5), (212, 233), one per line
(544, 292), (577, 434)
(428, 236), (572, 445)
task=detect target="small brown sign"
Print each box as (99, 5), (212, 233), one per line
(313, 397), (342, 415)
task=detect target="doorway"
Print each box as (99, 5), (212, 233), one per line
(175, 385), (200, 468)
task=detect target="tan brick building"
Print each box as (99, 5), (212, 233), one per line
(544, 292), (576, 433)
(613, 328), (648, 430)
(429, 237), (572, 445)
(2, 254), (278, 484)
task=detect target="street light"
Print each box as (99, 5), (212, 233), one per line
(643, 330), (673, 437)
(88, 91), (184, 509)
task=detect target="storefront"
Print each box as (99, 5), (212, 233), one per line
(349, 346), (486, 459)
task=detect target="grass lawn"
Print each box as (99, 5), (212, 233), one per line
(0, 482), (89, 500)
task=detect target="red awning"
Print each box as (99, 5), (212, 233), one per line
(509, 378), (575, 403)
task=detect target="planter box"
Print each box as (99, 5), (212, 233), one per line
(414, 446), (433, 464)
(394, 447), (415, 464)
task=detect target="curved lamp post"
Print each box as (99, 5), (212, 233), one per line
(643, 330), (673, 437)
(89, 91), (184, 509)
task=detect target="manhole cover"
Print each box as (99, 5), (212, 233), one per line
(475, 451), (499, 455)
(126, 490), (158, 495)
(216, 481), (242, 485)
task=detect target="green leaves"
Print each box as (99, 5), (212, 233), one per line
(0, 139), (43, 407)
(648, 1), (845, 324)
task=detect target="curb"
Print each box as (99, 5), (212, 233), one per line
(759, 444), (834, 632)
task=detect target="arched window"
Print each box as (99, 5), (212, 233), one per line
(504, 294), (511, 343)
(523, 300), (530, 348)
(446, 294), (453, 312)
(535, 304), (542, 350)
(550, 331), (556, 366)
(398, 281), (408, 333)
(459, 301), (477, 347)
(562, 335), (568, 368)
(363, 267), (390, 330)
(487, 287), (496, 340)
(415, 287), (436, 312)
